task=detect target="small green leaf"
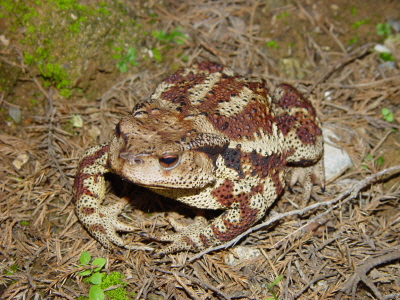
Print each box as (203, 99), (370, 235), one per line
(78, 269), (92, 276)
(80, 251), (91, 265)
(379, 52), (394, 62)
(266, 40), (279, 49)
(267, 275), (283, 288)
(350, 6), (357, 16)
(89, 272), (103, 285)
(365, 154), (374, 161)
(376, 156), (384, 165)
(276, 11), (289, 19)
(376, 22), (391, 36)
(92, 258), (106, 272)
(89, 285), (105, 300)
(348, 35), (359, 45)
(381, 108), (394, 122)
(266, 275), (283, 300)
(116, 61), (128, 73)
(351, 18), (370, 29)
(152, 48), (162, 62)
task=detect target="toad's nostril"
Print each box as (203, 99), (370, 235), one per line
(133, 157), (144, 164)
(120, 152), (144, 165)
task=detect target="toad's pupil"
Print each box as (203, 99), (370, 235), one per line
(159, 155), (178, 167)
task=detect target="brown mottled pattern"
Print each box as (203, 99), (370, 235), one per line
(249, 151), (287, 196)
(161, 73), (206, 105)
(182, 236), (198, 248)
(211, 179), (236, 207)
(245, 80), (268, 98)
(74, 172), (99, 201)
(90, 224), (107, 234)
(200, 73), (273, 140)
(196, 61), (224, 73)
(208, 101), (274, 140)
(160, 64), (274, 141)
(211, 182), (263, 242)
(276, 83), (315, 115)
(273, 84), (322, 144)
(74, 145), (109, 202)
(77, 145), (109, 170)
(81, 207), (95, 215)
(275, 114), (296, 136)
(199, 233), (210, 248)
(297, 121), (322, 144)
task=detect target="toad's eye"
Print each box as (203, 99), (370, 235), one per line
(159, 154), (180, 170)
(115, 123), (121, 138)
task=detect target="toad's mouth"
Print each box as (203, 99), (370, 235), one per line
(134, 182), (182, 190)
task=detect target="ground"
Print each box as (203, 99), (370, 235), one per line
(0, 0), (399, 299)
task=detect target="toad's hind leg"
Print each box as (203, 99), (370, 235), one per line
(272, 84), (325, 201)
(147, 179), (272, 255)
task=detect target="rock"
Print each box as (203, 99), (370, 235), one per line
(323, 127), (353, 181)
(224, 246), (262, 266)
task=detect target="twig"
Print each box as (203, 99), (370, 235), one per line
(339, 248), (400, 300)
(156, 268), (232, 300)
(173, 272), (202, 300)
(294, 272), (337, 299)
(189, 165), (400, 262)
(305, 43), (373, 97)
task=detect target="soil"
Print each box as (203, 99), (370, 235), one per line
(0, 0), (399, 299)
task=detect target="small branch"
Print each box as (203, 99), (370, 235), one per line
(189, 165), (400, 262)
(305, 43), (373, 97)
(156, 268), (232, 300)
(339, 249), (400, 300)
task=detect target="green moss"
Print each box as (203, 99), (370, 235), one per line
(2, 1), (183, 97)
(2, 0), (151, 97)
(100, 272), (129, 300)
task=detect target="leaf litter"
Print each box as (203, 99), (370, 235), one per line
(0, 0), (399, 299)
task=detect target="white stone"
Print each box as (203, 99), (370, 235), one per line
(374, 44), (391, 54)
(224, 246), (262, 266)
(323, 127), (353, 181)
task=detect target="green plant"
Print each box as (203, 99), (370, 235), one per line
(375, 156), (384, 166)
(151, 47), (162, 62)
(381, 108), (394, 123)
(362, 154), (385, 169)
(77, 251), (131, 300)
(351, 18), (370, 29)
(379, 52), (395, 62)
(116, 47), (138, 73)
(152, 27), (187, 45)
(24, 47), (73, 98)
(276, 11), (289, 19)
(266, 40), (279, 49)
(348, 35), (359, 45)
(350, 5), (357, 16)
(376, 22), (391, 37)
(265, 275), (283, 300)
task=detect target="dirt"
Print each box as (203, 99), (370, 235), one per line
(0, 0), (399, 299)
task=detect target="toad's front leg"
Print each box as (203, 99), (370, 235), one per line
(74, 144), (152, 251)
(150, 179), (270, 255)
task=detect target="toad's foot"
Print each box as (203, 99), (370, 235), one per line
(287, 159), (325, 204)
(79, 198), (153, 252)
(143, 215), (218, 256)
